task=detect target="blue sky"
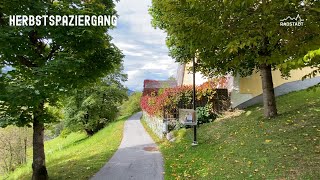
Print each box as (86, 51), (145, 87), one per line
(110, 0), (178, 91)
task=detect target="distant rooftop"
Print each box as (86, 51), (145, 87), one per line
(143, 79), (177, 89)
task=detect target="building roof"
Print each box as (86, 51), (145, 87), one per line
(143, 79), (177, 89)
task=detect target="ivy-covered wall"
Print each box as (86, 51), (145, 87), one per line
(140, 80), (228, 117)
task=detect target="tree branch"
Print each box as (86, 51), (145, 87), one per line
(17, 56), (38, 68)
(46, 44), (60, 61)
(0, 12), (5, 26)
(28, 30), (45, 58)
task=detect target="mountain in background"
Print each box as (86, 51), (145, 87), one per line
(127, 89), (135, 96)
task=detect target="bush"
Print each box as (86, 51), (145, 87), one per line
(63, 79), (128, 136)
(119, 92), (142, 116)
(59, 127), (73, 138)
(196, 103), (217, 124)
(140, 80), (227, 117)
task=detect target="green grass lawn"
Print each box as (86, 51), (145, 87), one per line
(2, 115), (129, 180)
(146, 86), (320, 179)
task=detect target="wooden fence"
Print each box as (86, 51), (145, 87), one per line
(163, 89), (230, 120)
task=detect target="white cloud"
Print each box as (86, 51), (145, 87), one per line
(122, 50), (144, 57)
(115, 42), (137, 50)
(110, 0), (178, 91)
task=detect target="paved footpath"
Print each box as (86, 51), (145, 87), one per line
(91, 112), (164, 180)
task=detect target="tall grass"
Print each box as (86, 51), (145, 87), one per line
(3, 115), (130, 180)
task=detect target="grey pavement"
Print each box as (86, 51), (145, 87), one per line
(91, 112), (164, 180)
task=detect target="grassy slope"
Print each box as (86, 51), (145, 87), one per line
(3, 115), (129, 180)
(147, 86), (320, 179)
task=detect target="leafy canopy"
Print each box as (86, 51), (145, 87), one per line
(63, 76), (128, 135)
(119, 92), (142, 116)
(0, 0), (123, 127)
(150, 0), (320, 77)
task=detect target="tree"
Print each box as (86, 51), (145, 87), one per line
(0, 126), (32, 174)
(283, 47), (320, 79)
(64, 76), (128, 136)
(168, 76), (177, 82)
(150, 0), (320, 118)
(119, 92), (142, 116)
(0, 0), (123, 179)
(303, 48), (320, 79)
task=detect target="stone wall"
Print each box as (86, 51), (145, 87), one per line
(142, 111), (164, 139)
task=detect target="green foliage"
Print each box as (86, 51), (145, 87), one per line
(150, 0), (320, 118)
(0, 0), (123, 127)
(4, 116), (128, 180)
(157, 86), (320, 179)
(0, 1), (123, 176)
(141, 80), (226, 117)
(284, 47), (320, 79)
(119, 92), (142, 116)
(196, 103), (216, 124)
(150, 0), (320, 77)
(46, 104), (64, 125)
(63, 78), (128, 135)
(59, 127), (73, 138)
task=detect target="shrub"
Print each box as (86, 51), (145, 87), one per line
(140, 79), (228, 117)
(119, 92), (142, 116)
(196, 103), (217, 124)
(63, 79), (127, 136)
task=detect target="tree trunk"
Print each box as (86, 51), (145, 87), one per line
(24, 137), (27, 164)
(32, 103), (48, 180)
(260, 64), (278, 118)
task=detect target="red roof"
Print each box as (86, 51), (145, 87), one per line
(143, 79), (177, 96)
(143, 79), (177, 89)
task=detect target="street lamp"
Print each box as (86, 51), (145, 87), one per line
(192, 56), (198, 146)
(178, 56), (198, 145)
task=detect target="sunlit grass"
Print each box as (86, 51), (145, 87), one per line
(3, 115), (130, 180)
(146, 86), (320, 179)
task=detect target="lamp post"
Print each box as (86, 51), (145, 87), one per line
(192, 56), (198, 146)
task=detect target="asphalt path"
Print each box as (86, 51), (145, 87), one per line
(91, 112), (164, 180)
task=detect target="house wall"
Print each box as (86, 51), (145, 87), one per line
(239, 67), (318, 96)
(232, 67), (320, 108)
(182, 63), (208, 86)
(177, 62), (320, 109)
(177, 64), (185, 86)
(230, 75), (254, 108)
